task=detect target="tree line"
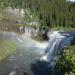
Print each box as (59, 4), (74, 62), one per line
(0, 0), (75, 29)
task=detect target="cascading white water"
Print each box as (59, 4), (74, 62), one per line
(40, 31), (73, 65)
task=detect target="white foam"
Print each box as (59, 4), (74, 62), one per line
(9, 71), (16, 75)
(17, 38), (22, 43)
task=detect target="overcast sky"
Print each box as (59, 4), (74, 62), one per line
(67, 0), (75, 2)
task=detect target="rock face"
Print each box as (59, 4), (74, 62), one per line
(19, 27), (39, 37)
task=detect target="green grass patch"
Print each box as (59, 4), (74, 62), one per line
(54, 45), (75, 75)
(0, 40), (17, 61)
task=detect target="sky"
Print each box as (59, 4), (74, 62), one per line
(67, 0), (75, 2)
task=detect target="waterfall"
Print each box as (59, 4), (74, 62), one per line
(40, 31), (74, 65)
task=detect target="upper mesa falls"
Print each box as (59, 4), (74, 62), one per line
(31, 31), (75, 75)
(0, 31), (75, 75)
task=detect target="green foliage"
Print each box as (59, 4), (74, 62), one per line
(0, 40), (17, 61)
(0, 0), (75, 29)
(54, 45), (75, 75)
